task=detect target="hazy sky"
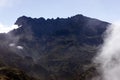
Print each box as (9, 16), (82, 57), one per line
(0, 0), (120, 26)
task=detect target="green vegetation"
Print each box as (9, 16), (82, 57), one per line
(0, 67), (37, 80)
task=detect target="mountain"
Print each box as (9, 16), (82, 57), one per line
(0, 14), (110, 80)
(10, 14), (109, 58)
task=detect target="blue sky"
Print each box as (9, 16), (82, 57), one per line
(0, 0), (120, 26)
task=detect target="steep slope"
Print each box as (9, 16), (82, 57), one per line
(0, 41), (49, 80)
(0, 14), (110, 80)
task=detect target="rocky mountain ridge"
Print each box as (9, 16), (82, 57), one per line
(0, 14), (110, 80)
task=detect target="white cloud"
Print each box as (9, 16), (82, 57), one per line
(0, 23), (18, 33)
(94, 22), (120, 80)
(9, 43), (23, 50)
(17, 46), (23, 50)
(9, 43), (15, 47)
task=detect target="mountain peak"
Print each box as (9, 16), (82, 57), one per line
(13, 14), (109, 45)
(71, 14), (84, 18)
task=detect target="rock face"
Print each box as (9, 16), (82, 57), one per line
(14, 14), (108, 45)
(10, 14), (109, 57)
(0, 14), (110, 80)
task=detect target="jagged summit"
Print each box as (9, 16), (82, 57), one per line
(15, 14), (84, 23)
(14, 14), (109, 38)
(15, 15), (108, 42)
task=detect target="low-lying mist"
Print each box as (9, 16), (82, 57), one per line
(0, 23), (18, 33)
(0, 23), (24, 56)
(94, 22), (120, 80)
